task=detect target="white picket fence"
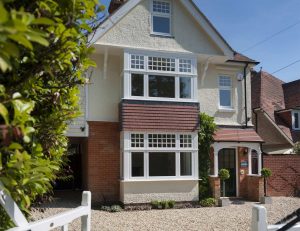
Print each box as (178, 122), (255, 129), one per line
(252, 205), (300, 231)
(0, 182), (91, 231)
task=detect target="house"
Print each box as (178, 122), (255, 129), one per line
(251, 70), (300, 154)
(66, 0), (265, 204)
(251, 70), (300, 196)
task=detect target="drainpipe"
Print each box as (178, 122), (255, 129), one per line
(243, 63), (249, 128)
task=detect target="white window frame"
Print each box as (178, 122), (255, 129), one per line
(124, 50), (198, 102)
(151, 0), (172, 37)
(218, 75), (233, 109)
(122, 132), (198, 181)
(292, 110), (300, 130)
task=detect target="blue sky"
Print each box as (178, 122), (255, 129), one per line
(100, 0), (300, 82)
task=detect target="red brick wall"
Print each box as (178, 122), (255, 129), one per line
(263, 154), (300, 197)
(247, 176), (264, 201)
(86, 121), (120, 202)
(209, 176), (220, 199)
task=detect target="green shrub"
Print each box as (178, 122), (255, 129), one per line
(110, 205), (123, 213)
(261, 168), (272, 197)
(151, 200), (176, 209)
(218, 169), (230, 181)
(161, 201), (169, 209)
(151, 200), (161, 209)
(100, 206), (111, 212)
(168, 200), (176, 208)
(199, 198), (216, 207)
(293, 142), (300, 154)
(100, 205), (122, 213)
(261, 168), (272, 178)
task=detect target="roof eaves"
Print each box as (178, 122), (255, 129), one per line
(260, 108), (294, 145)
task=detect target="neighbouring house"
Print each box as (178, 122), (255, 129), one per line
(251, 70), (300, 196)
(65, 0), (265, 204)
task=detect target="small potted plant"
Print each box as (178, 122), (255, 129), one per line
(260, 168), (272, 204)
(218, 168), (230, 207)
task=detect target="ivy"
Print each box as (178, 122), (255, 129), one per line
(198, 113), (216, 199)
(0, 0), (104, 229)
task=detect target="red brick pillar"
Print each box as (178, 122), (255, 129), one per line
(247, 176), (264, 201)
(209, 176), (220, 199)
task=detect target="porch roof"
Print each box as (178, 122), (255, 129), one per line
(213, 128), (264, 143)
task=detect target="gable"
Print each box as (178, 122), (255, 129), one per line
(94, 0), (231, 56)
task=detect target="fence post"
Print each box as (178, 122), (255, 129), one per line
(81, 191), (91, 231)
(252, 205), (268, 231)
(0, 182), (29, 227)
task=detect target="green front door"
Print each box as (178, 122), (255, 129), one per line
(218, 148), (236, 197)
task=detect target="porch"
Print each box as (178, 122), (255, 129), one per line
(209, 128), (264, 201)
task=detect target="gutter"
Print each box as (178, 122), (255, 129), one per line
(226, 60), (260, 65)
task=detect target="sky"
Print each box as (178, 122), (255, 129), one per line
(100, 0), (300, 83)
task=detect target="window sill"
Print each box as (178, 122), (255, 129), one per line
(247, 174), (261, 177)
(218, 108), (235, 113)
(120, 178), (198, 182)
(150, 33), (174, 38)
(122, 97), (199, 103)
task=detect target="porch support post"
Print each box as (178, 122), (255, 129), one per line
(214, 149), (219, 177)
(258, 149), (262, 176)
(248, 148), (252, 175)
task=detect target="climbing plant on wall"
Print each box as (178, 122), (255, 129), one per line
(198, 112), (216, 199)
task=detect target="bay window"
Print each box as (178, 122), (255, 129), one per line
(180, 152), (192, 176)
(124, 132), (198, 180)
(293, 110), (300, 130)
(131, 74), (144, 96)
(131, 152), (144, 177)
(124, 51), (197, 101)
(149, 75), (175, 98)
(149, 152), (176, 176)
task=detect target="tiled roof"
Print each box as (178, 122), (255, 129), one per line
(283, 79), (300, 109)
(108, 0), (128, 14)
(232, 52), (259, 63)
(213, 128), (264, 143)
(251, 70), (300, 143)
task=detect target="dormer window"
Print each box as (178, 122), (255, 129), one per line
(151, 0), (171, 36)
(292, 110), (300, 130)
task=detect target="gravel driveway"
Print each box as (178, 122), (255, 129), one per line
(31, 194), (300, 231)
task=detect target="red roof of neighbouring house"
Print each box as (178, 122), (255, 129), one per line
(251, 71), (300, 143)
(283, 79), (300, 109)
(213, 128), (264, 143)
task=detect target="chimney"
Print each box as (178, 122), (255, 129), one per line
(108, 0), (128, 14)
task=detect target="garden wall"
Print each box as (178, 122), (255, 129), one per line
(263, 154), (300, 197)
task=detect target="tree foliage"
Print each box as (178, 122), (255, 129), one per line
(198, 112), (216, 199)
(0, 0), (104, 229)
